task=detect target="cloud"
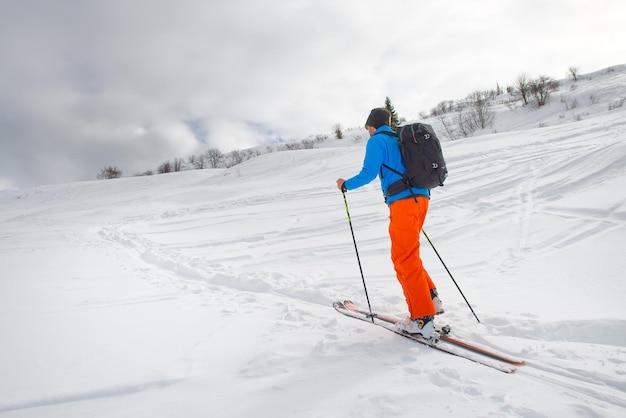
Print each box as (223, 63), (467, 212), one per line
(1, 0), (625, 188)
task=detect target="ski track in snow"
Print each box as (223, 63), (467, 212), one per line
(1, 66), (626, 417)
(92, 122), (626, 415)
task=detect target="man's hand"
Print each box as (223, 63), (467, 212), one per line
(336, 178), (347, 192)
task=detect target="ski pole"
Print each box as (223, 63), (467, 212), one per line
(422, 228), (480, 323)
(341, 191), (374, 322)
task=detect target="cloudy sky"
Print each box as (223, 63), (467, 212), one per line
(1, 0), (624, 189)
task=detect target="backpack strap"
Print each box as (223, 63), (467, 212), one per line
(376, 129), (419, 202)
(377, 130), (399, 179)
(379, 130), (397, 137)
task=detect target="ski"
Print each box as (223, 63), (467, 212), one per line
(341, 300), (525, 366)
(334, 301), (517, 374)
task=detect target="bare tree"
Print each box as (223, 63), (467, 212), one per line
(283, 142), (302, 151)
(315, 134), (328, 144)
(173, 158), (185, 172)
(568, 66), (580, 82)
(530, 75), (556, 107)
(205, 148), (223, 168)
(227, 149), (244, 167)
(431, 100), (454, 117)
(437, 114), (457, 141)
(189, 154), (198, 168)
(189, 154), (205, 169)
(158, 161), (173, 174)
(301, 139), (316, 149)
(454, 109), (473, 138)
(466, 90), (496, 130)
(516, 73), (531, 105)
(333, 123), (343, 139)
(97, 166), (122, 180)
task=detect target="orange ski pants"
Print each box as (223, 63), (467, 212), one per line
(388, 196), (437, 319)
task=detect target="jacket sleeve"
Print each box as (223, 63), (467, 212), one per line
(344, 137), (385, 191)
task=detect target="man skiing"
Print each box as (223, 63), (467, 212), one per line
(336, 108), (443, 339)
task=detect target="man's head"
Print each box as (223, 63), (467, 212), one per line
(365, 108), (391, 132)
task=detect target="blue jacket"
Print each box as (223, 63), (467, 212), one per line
(344, 125), (430, 205)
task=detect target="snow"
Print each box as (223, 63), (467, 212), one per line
(1, 65), (626, 417)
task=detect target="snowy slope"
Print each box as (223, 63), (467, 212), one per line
(0, 66), (625, 417)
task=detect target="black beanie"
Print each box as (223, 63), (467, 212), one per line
(365, 108), (391, 129)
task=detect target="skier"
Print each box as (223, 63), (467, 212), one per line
(336, 107), (443, 339)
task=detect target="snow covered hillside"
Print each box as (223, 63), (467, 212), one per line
(0, 66), (625, 417)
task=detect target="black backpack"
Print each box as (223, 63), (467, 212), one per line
(380, 123), (448, 197)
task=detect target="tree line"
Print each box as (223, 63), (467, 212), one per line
(96, 135), (330, 180)
(98, 65), (593, 180)
(423, 71), (564, 140)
